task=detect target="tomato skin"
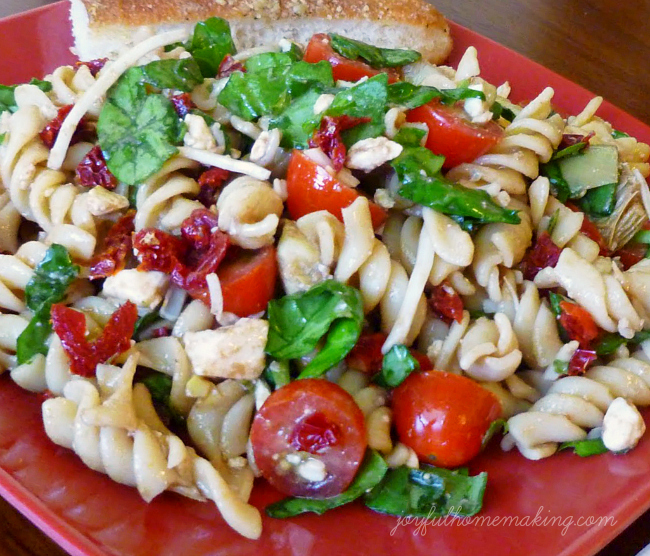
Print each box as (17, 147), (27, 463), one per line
(616, 242), (647, 270)
(304, 34), (399, 83)
(250, 379), (367, 498)
(392, 371), (501, 468)
(217, 245), (277, 317)
(558, 300), (600, 349)
(286, 150), (387, 229)
(406, 101), (503, 168)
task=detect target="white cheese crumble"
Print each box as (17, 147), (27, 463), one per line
(346, 137), (403, 172)
(602, 397), (646, 452)
(102, 269), (169, 309)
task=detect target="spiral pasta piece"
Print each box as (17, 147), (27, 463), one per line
(505, 356), (650, 459)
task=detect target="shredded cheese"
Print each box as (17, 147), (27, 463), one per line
(178, 146), (271, 181)
(47, 28), (190, 171)
(206, 272), (224, 319)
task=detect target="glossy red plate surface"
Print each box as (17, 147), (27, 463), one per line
(2, 3), (650, 556)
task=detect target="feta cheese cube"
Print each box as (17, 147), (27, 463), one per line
(602, 397), (646, 452)
(102, 269), (169, 309)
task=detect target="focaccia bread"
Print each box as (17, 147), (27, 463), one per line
(69, 0), (452, 63)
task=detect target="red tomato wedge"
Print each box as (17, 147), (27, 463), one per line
(285, 150), (387, 229)
(250, 379), (367, 498)
(392, 371), (502, 468)
(406, 101), (503, 168)
(304, 33), (400, 83)
(218, 245), (277, 317)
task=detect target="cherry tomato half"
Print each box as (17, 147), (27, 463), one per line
(250, 379), (367, 498)
(217, 245), (277, 317)
(392, 371), (501, 468)
(406, 101), (503, 168)
(285, 150), (387, 230)
(304, 33), (400, 83)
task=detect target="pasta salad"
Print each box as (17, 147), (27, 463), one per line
(1, 17), (650, 540)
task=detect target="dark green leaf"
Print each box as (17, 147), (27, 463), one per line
(611, 130), (630, 139)
(140, 58), (204, 92)
(133, 310), (161, 341)
(244, 52), (295, 73)
(594, 333), (628, 356)
(365, 464), (488, 518)
(386, 82), (484, 110)
(140, 372), (185, 427)
(185, 17), (236, 77)
(263, 360), (291, 389)
(633, 229), (650, 244)
(393, 147), (520, 225)
(551, 142), (588, 161)
(16, 245), (79, 364)
(341, 120), (386, 147)
(270, 89), (323, 148)
(286, 42), (304, 61)
(540, 160), (571, 203)
(374, 345), (419, 388)
(329, 34), (421, 69)
(392, 126), (427, 148)
(481, 418), (507, 449)
(449, 214), (481, 233)
(266, 450), (388, 518)
(559, 437), (608, 457)
(552, 359), (569, 376)
(491, 102), (517, 122)
(0, 78), (52, 114)
(548, 291), (567, 317)
(266, 280), (364, 378)
(287, 61), (334, 98)
(98, 66), (184, 185)
(575, 182), (617, 218)
(326, 73), (388, 123)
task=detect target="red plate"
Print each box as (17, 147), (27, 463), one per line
(2, 3), (650, 556)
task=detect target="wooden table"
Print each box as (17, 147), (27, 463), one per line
(1, 1), (649, 555)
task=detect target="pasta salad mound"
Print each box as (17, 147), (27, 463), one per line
(1, 17), (650, 539)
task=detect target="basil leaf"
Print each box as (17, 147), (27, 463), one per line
(365, 464), (488, 518)
(548, 291), (569, 317)
(326, 73), (388, 122)
(219, 60), (333, 121)
(373, 345), (419, 388)
(263, 360), (291, 389)
(611, 129), (630, 139)
(594, 329), (650, 356)
(185, 17), (236, 77)
(387, 83), (440, 109)
(552, 359), (569, 376)
(329, 34), (421, 69)
(341, 120), (386, 148)
(140, 373), (185, 427)
(393, 147), (520, 225)
(245, 52), (294, 73)
(559, 437), (608, 457)
(266, 450), (388, 518)
(98, 67), (184, 185)
(266, 280), (364, 378)
(575, 182), (617, 218)
(392, 126), (427, 148)
(491, 102), (517, 122)
(481, 418), (507, 449)
(16, 245), (79, 364)
(551, 141), (588, 161)
(133, 310), (161, 341)
(0, 78), (52, 114)
(270, 89), (323, 148)
(540, 160), (571, 203)
(140, 58), (204, 92)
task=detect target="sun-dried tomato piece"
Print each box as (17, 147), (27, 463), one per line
(134, 228), (187, 275)
(558, 131), (594, 150)
(151, 327), (171, 338)
(429, 283), (464, 324)
(559, 301), (600, 349)
(520, 232), (563, 281)
(308, 115), (371, 172)
(75, 58), (108, 77)
(51, 302), (138, 377)
(197, 167), (229, 207)
(567, 349), (597, 376)
(217, 54), (245, 79)
(181, 208), (219, 252)
(90, 211), (136, 279)
(170, 93), (196, 118)
(39, 104), (93, 149)
(76, 145), (118, 190)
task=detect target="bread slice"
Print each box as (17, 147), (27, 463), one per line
(69, 0), (452, 64)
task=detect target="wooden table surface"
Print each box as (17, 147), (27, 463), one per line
(1, 1), (650, 555)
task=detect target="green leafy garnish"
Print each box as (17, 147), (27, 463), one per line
(481, 418), (507, 449)
(551, 141), (589, 161)
(365, 464), (488, 518)
(552, 359), (569, 376)
(611, 129), (630, 139)
(263, 360), (291, 389)
(265, 280), (364, 379)
(16, 245), (79, 364)
(270, 89), (323, 148)
(0, 78), (52, 114)
(133, 310), (161, 341)
(594, 329), (650, 356)
(326, 73), (388, 122)
(386, 82), (485, 110)
(140, 373), (185, 427)
(266, 450), (388, 518)
(373, 345), (419, 388)
(139, 58), (204, 92)
(329, 34), (421, 69)
(98, 66), (185, 185)
(540, 160), (571, 203)
(393, 147), (520, 225)
(559, 437), (608, 457)
(392, 126), (427, 148)
(491, 101), (517, 122)
(184, 17), (236, 77)
(575, 182), (617, 218)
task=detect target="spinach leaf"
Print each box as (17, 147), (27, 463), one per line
(575, 182), (617, 218)
(393, 147), (520, 225)
(540, 160), (571, 203)
(386, 82), (483, 110)
(184, 17), (236, 77)
(16, 245), (79, 364)
(266, 280), (364, 379)
(559, 437), (608, 457)
(266, 450), (388, 518)
(373, 344), (419, 388)
(270, 89), (323, 148)
(326, 73), (388, 123)
(594, 329), (650, 356)
(0, 78), (52, 114)
(551, 141), (588, 161)
(263, 359), (291, 389)
(245, 52), (295, 73)
(140, 373), (185, 427)
(140, 58), (204, 92)
(392, 126), (427, 148)
(481, 418), (507, 449)
(98, 66), (184, 185)
(329, 34), (421, 69)
(365, 464), (488, 518)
